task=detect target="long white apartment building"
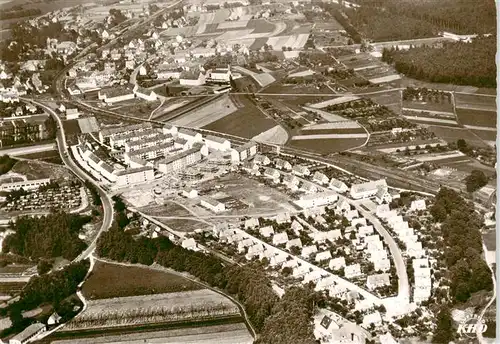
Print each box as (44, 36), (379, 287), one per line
(124, 133), (173, 152)
(72, 144), (154, 187)
(99, 122), (153, 145)
(230, 141), (258, 162)
(110, 128), (160, 149)
(124, 141), (176, 165)
(157, 146), (203, 174)
(293, 191), (339, 209)
(0, 178), (51, 191)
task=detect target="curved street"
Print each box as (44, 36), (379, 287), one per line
(22, 98), (114, 262)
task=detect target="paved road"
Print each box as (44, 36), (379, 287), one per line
(0, 143), (56, 156)
(353, 202), (410, 304)
(23, 98), (114, 262)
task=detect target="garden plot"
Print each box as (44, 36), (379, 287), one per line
(65, 289), (239, 331)
(170, 96), (237, 128)
(308, 96), (360, 109)
(251, 125), (289, 145)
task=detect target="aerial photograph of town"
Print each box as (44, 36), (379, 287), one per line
(0, 0), (496, 343)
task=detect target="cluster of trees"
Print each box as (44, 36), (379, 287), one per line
(347, 0), (494, 39)
(381, 36), (496, 88)
(402, 87), (451, 103)
(430, 188), (493, 302)
(2, 211), (90, 260)
(0, 155), (17, 175)
(97, 200), (316, 340)
(1, 260), (89, 336)
(84, 181), (101, 206)
(346, 6), (436, 42)
(465, 170), (489, 193)
(319, 4), (361, 43)
(108, 9), (127, 27)
(365, 0), (496, 35)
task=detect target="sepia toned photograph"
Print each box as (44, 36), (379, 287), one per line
(0, 0), (496, 343)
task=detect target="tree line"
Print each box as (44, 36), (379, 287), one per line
(382, 36), (496, 88)
(430, 188), (493, 302)
(96, 197), (317, 341)
(2, 211), (90, 260)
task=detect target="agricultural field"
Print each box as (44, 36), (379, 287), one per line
(454, 93), (496, 111)
(203, 96), (275, 139)
(170, 95), (237, 128)
(470, 129), (497, 144)
(456, 108), (497, 128)
(197, 173), (297, 214)
(287, 137), (367, 154)
(151, 99), (191, 120)
(49, 322), (253, 344)
(427, 126), (490, 148)
(160, 219), (211, 233)
(251, 125), (289, 145)
(402, 99), (454, 114)
(262, 83), (335, 95)
(82, 261), (202, 300)
(65, 289), (240, 331)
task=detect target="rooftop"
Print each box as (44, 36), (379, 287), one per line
(114, 166), (153, 176)
(100, 122), (152, 138)
(159, 147), (201, 165)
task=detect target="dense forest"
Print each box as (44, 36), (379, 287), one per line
(382, 36), (496, 88)
(96, 198), (317, 340)
(430, 188), (493, 302)
(2, 211), (90, 260)
(346, 0), (495, 41)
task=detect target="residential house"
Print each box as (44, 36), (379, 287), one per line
(292, 164), (310, 177)
(362, 311), (382, 328)
(259, 225), (274, 238)
(254, 154), (270, 166)
(350, 179), (388, 199)
(301, 244), (318, 258)
(366, 273), (390, 290)
(208, 66), (232, 82)
(275, 212), (291, 224)
(264, 167), (280, 182)
(328, 177), (348, 193)
(286, 238), (303, 250)
(329, 257), (346, 271)
(290, 220), (304, 235)
(272, 232), (289, 246)
(410, 199), (426, 211)
(301, 181), (318, 194)
(313, 171), (329, 185)
(282, 174), (300, 191)
(244, 218), (259, 229)
(375, 186), (392, 205)
(315, 250), (332, 263)
(274, 158), (292, 170)
(344, 264), (362, 279)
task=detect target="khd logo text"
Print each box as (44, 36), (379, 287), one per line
(457, 315), (488, 338)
